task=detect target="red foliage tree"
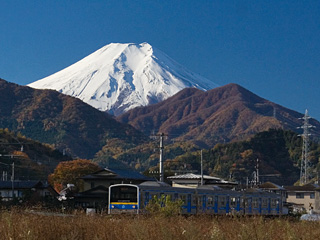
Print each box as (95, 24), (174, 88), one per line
(49, 159), (101, 192)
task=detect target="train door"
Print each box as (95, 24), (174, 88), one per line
(252, 197), (258, 214)
(226, 196), (230, 213)
(174, 193), (178, 201)
(214, 196), (218, 213)
(187, 194), (192, 213)
(159, 193), (164, 207)
(218, 196), (226, 214)
(144, 192), (150, 207)
(202, 195), (207, 212)
(236, 197), (241, 212)
(259, 198), (262, 214)
(276, 199), (280, 214)
(207, 196), (214, 214)
(248, 197), (252, 214)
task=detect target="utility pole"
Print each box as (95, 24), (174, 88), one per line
(2, 171), (7, 181)
(252, 159), (259, 187)
(159, 133), (164, 182)
(150, 132), (168, 182)
(11, 161), (14, 199)
(299, 109), (313, 185)
(200, 150), (204, 186)
(256, 158), (259, 185)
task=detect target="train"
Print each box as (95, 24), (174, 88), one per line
(108, 181), (283, 215)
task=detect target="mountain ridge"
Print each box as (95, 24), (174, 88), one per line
(28, 42), (218, 115)
(117, 83), (320, 147)
(0, 78), (147, 159)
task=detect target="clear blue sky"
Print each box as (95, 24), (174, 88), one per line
(1, 0), (320, 120)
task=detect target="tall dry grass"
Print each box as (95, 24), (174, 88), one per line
(1, 209), (320, 240)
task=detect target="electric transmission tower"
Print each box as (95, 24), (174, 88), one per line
(299, 109), (313, 185)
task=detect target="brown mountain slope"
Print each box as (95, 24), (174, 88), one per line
(117, 83), (320, 148)
(0, 128), (71, 180)
(0, 79), (147, 158)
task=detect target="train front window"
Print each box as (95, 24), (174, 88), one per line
(110, 186), (138, 202)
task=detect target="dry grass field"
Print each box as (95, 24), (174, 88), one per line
(1, 209), (320, 240)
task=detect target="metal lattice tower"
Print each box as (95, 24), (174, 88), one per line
(299, 109), (313, 185)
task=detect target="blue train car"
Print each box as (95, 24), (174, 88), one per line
(108, 181), (282, 215)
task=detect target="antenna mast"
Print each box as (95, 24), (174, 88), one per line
(299, 109), (313, 185)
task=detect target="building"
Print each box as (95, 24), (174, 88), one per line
(0, 180), (58, 202)
(285, 184), (320, 212)
(167, 173), (237, 189)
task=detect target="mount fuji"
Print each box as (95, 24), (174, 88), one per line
(28, 42), (218, 115)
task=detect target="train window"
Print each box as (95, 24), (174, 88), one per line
(244, 198), (250, 207)
(160, 193), (164, 203)
(192, 196), (197, 205)
(242, 198), (246, 207)
(253, 198), (258, 208)
(207, 196), (213, 206)
(230, 197), (236, 207)
(310, 193), (315, 199)
(219, 196), (225, 207)
(180, 195), (186, 204)
(174, 193), (178, 201)
(110, 186), (138, 202)
(271, 199), (276, 207)
(167, 194), (172, 201)
(262, 199), (268, 207)
(198, 196), (202, 206)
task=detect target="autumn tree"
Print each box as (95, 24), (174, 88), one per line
(48, 159), (101, 193)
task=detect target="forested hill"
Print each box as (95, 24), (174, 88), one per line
(0, 79), (147, 159)
(0, 128), (70, 180)
(158, 129), (319, 186)
(117, 83), (320, 148)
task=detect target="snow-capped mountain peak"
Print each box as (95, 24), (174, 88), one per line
(28, 42), (218, 115)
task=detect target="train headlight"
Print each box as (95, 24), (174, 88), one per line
(112, 205), (114, 208)
(133, 206), (135, 209)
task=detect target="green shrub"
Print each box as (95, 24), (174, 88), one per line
(145, 195), (183, 216)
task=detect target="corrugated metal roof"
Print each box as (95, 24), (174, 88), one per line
(139, 181), (170, 187)
(167, 173), (221, 180)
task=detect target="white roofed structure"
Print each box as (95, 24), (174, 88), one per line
(167, 173), (237, 189)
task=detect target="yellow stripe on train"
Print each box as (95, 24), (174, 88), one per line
(110, 202), (138, 205)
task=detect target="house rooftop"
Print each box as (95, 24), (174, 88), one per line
(139, 181), (171, 187)
(284, 183), (320, 192)
(167, 173), (221, 181)
(0, 180), (45, 189)
(259, 181), (285, 190)
(81, 167), (153, 181)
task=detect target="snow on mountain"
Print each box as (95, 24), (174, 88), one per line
(28, 42), (218, 115)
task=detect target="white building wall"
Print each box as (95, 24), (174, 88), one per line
(287, 191), (316, 210)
